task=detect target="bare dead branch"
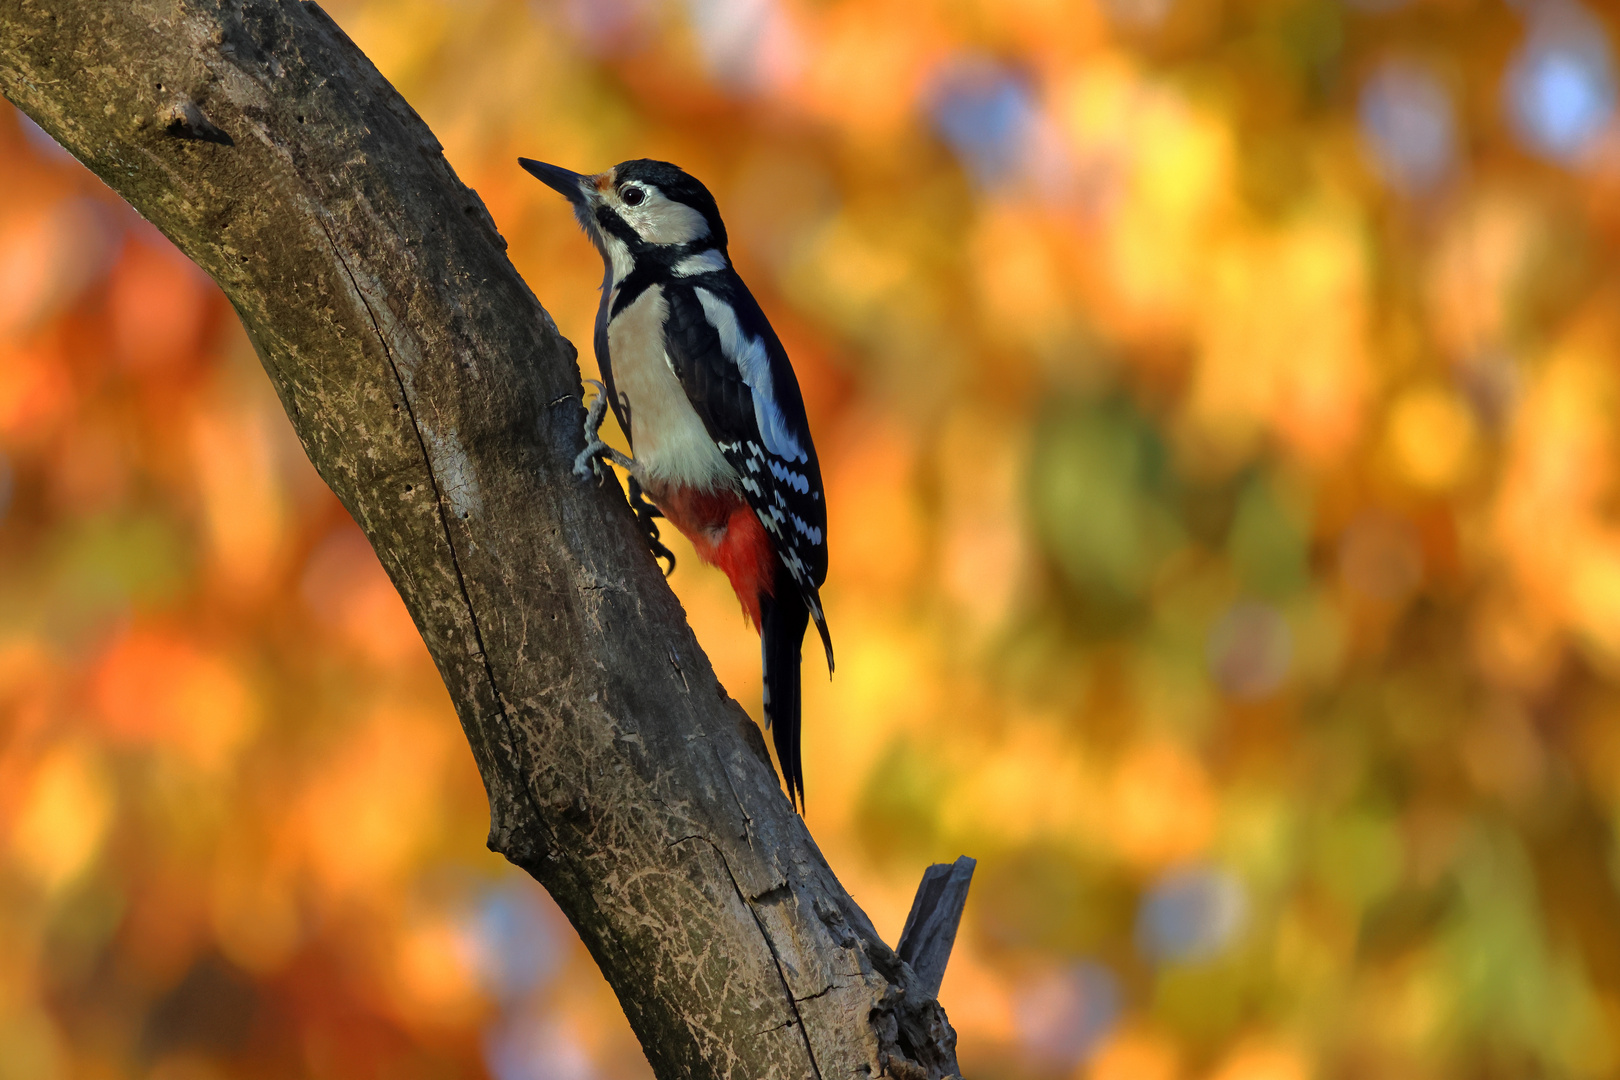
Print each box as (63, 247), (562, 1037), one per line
(898, 857), (977, 1000)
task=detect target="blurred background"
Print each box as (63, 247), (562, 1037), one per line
(5, 0), (1620, 1076)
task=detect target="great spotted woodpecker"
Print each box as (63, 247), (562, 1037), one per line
(521, 156), (833, 809)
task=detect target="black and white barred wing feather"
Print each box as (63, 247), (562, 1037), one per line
(662, 274), (834, 670)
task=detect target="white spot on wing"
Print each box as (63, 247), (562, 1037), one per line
(767, 458), (809, 493)
(790, 514), (823, 545)
(694, 287), (809, 465)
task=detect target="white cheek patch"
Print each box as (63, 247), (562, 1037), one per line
(628, 194), (711, 245)
(673, 249), (728, 276)
(693, 287), (808, 465)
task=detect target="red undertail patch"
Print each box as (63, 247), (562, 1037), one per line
(654, 485), (776, 631)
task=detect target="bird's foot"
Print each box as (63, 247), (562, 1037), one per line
(628, 476), (676, 577)
(573, 379), (637, 479)
(575, 381), (676, 575)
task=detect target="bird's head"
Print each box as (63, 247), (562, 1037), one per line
(520, 157), (726, 272)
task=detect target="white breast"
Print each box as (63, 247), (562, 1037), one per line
(607, 284), (738, 492)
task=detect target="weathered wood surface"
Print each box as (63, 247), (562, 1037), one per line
(0, 2), (961, 1076)
(898, 857), (976, 1000)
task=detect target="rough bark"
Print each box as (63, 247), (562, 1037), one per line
(0, 2), (961, 1076)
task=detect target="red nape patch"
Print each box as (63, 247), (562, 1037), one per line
(655, 486), (776, 631)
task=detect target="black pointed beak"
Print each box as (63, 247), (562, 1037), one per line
(519, 158), (591, 205)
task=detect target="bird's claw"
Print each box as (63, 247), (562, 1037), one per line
(572, 438), (611, 479)
(629, 476), (676, 577)
(576, 381), (675, 575)
(648, 536), (677, 576)
(573, 380), (613, 479)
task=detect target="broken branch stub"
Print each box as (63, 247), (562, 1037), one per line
(898, 856), (977, 1000)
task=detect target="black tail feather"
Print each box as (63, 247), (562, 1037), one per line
(804, 582), (834, 676)
(761, 578), (810, 811)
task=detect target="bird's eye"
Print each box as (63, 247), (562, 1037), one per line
(621, 186), (645, 207)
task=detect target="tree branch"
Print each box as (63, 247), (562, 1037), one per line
(899, 857), (977, 1001)
(0, 1), (962, 1076)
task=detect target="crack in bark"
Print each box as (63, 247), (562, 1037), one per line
(678, 834), (825, 1080)
(315, 212), (528, 773)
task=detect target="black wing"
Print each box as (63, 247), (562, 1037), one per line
(662, 271), (833, 668)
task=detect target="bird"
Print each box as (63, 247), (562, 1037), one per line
(521, 155), (832, 810)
